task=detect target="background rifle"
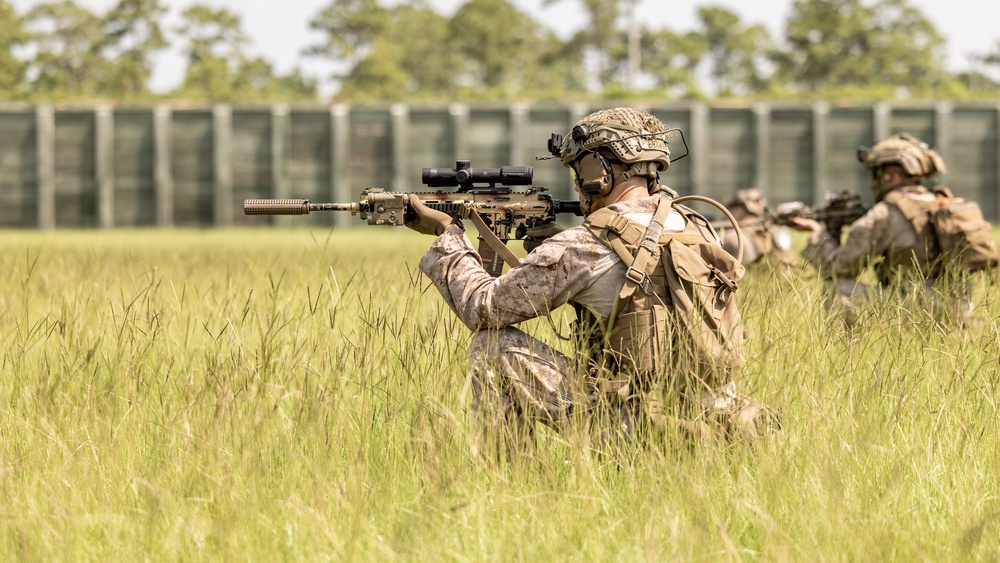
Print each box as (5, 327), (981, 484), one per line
(711, 190), (868, 243)
(773, 190), (868, 241)
(244, 160), (582, 276)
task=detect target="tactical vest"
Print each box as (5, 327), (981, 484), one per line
(881, 187), (941, 279)
(578, 193), (747, 394)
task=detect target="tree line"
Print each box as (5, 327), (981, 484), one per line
(2, 0), (1000, 104)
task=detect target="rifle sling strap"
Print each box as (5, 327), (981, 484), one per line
(464, 205), (521, 271)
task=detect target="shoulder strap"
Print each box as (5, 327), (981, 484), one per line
(596, 195), (677, 341)
(882, 190), (937, 225)
(584, 195), (676, 301)
(616, 194), (674, 304)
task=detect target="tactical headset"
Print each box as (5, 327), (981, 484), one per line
(546, 120), (689, 199)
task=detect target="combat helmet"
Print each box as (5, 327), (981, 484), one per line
(725, 188), (768, 218)
(858, 133), (947, 179)
(549, 107), (673, 194)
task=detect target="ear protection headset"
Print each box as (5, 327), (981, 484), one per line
(573, 150), (615, 197)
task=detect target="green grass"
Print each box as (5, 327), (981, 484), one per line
(1, 228), (998, 561)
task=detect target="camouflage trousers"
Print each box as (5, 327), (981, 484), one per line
(469, 327), (779, 445)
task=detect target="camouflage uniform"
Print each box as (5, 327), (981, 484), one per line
(719, 189), (797, 267)
(801, 134), (971, 325)
(417, 107), (777, 445)
(420, 196), (685, 436)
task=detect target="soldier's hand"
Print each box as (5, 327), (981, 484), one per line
(405, 194), (456, 236)
(787, 217), (823, 233)
(522, 221), (564, 253)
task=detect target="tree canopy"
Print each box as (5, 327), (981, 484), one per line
(0, 0), (994, 103)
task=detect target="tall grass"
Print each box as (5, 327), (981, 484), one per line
(1, 228), (997, 561)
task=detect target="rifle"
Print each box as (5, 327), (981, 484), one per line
(709, 190), (868, 243)
(244, 160), (582, 276)
(773, 190), (868, 241)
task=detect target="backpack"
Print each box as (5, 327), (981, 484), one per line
(582, 193), (747, 393)
(927, 187), (999, 272)
(886, 187), (999, 273)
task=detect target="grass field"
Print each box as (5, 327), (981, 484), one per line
(1, 227), (998, 561)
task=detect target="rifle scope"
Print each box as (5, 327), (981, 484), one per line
(422, 160), (532, 189)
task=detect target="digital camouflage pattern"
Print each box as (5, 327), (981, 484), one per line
(721, 221), (797, 267)
(556, 107), (673, 194)
(802, 184), (972, 324)
(720, 188), (797, 267)
(557, 107), (672, 170)
(803, 185), (939, 280)
(420, 195), (776, 442)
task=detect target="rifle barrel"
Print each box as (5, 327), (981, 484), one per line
(244, 199), (356, 215)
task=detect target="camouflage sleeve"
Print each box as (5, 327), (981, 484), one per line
(801, 203), (894, 278)
(418, 224), (605, 331)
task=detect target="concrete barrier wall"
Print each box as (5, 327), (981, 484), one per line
(2, 101), (998, 228)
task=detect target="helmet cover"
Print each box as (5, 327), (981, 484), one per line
(858, 133), (947, 178)
(725, 188), (768, 217)
(559, 107), (673, 175)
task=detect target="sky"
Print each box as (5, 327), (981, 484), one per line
(10, 0), (1000, 95)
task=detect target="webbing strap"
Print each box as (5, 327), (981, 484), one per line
(882, 191), (936, 224)
(616, 193), (674, 304)
(464, 205), (521, 270)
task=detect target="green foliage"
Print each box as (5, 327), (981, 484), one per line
(0, 0), (996, 103)
(1, 229), (998, 559)
(0, 0), (28, 99)
(775, 0), (957, 99)
(325, 2), (457, 102)
(697, 6), (775, 97)
(22, 0), (108, 99)
(309, 0), (583, 102)
(173, 4), (316, 102)
(449, 0), (583, 100)
(306, 0), (388, 65)
(543, 0), (625, 87)
(94, 0), (167, 100)
(640, 27), (708, 99)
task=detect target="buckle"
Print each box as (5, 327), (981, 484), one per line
(710, 265), (739, 291)
(626, 266), (653, 295)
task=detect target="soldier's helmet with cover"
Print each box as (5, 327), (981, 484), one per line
(858, 133), (947, 179)
(725, 188), (768, 218)
(549, 107), (674, 196)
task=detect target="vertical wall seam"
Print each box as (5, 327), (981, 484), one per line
(35, 104), (55, 230)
